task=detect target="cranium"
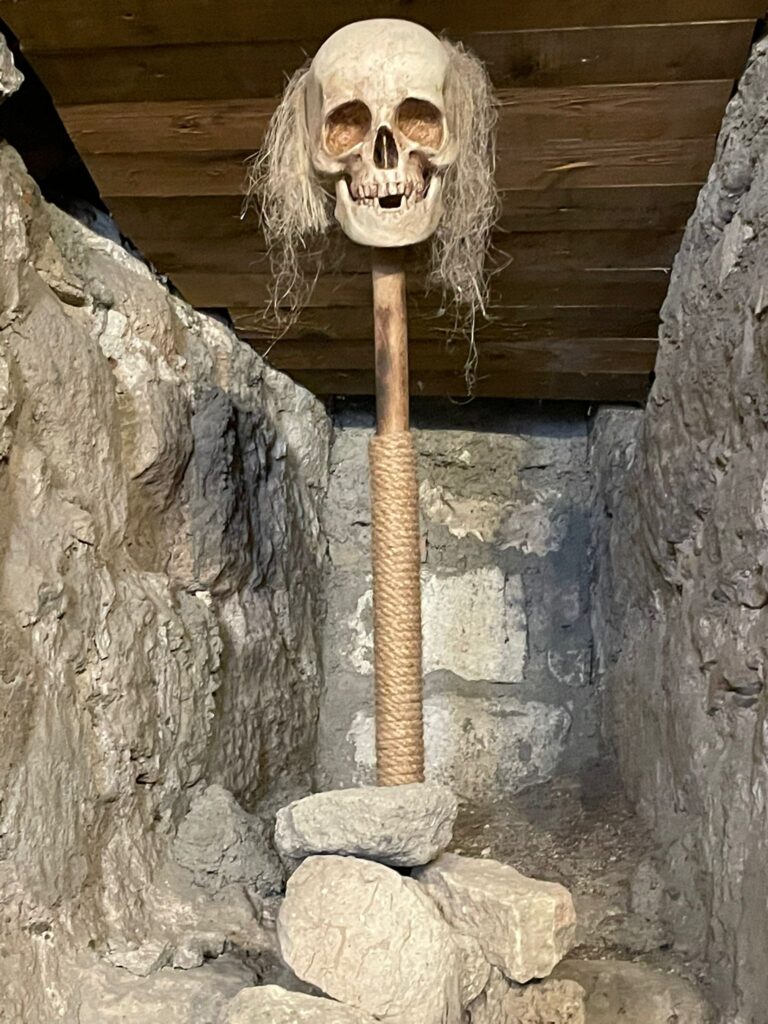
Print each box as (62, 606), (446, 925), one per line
(304, 19), (458, 247)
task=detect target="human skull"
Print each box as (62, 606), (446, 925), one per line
(305, 19), (458, 247)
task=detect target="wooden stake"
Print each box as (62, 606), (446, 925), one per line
(369, 248), (425, 785)
(372, 248), (410, 435)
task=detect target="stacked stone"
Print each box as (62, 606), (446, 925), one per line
(222, 784), (582, 1023)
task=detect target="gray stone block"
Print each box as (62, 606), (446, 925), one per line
(274, 783), (458, 867)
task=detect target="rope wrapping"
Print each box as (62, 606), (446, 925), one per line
(369, 431), (425, 786)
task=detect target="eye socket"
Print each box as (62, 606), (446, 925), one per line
(396, 98), (444, 149)
(324, 100), (372, 156)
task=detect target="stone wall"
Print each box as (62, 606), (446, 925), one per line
(591, 41), (768, 1024)
(0, 142), (329, 1020)
(318, 401), (597, 799)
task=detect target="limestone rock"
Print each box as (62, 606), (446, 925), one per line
(552, 960), (713, 1024)
(278, 855), (464, 1023)
(173, 784), (284, 895)
(76, 955), (256, 1024)
(469, 968), (586, 1024)
(415, 853), (576, 982)
(0, 143), (329, 1021)
(223, 985), (377, 1023)
(0, 33), (23, 99)
(274, 783), (458, 867)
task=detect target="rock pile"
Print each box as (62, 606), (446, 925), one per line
(236, 783), (582, 1022)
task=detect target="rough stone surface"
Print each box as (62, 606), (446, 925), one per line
(319, 404), (596, 798)
(274, 783), (458, 867)
(0, 33), (23, 100)
(223, 986), (377, 1024)
(468, 968), (586, 1024)
(173, 784), (284, 894)
(77, 955), (256, 1024)
(415, 853), (576, 983)
(348, 690), (572, 800)
(0, 144), (329, 1021)
(278, 855), (465, 1023)
(552, 960), (713, 1024)
(590, 41), (768, 1024)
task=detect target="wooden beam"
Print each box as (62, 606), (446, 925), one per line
(28, 22), (756, 104)
(106, 186), (700, 260)
(248, 336), (658, 373)
(3, 1), (762, 50)
(60, 81), (733, 154)
(234, 305), (661, 343)
(277, 367), (652, 402)
(173, 268), (672, 311)
(85, 135), (716, 197)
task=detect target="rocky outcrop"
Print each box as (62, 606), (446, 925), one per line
(590, 40), (768, 1024)
(0, 136), (329, 1021)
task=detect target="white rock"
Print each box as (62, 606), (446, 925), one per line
(274, 783), (458, 867)
(468, 968), (586, 1024)
(223, 985), (377, 1023)
(278, 855), (465, 1023)
(415, 853), (576, 983)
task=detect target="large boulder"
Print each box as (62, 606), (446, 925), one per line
(274, 783), (458, 867)
(414, 853), (576, 983)
(277, 855), (465, 1023)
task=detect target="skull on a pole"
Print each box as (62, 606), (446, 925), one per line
(249, 19), (498, 784)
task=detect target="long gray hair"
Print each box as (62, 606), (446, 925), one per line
(245, 38), (499, 381)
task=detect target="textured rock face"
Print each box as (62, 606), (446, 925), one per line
(553, 960), (713, 1024)
(278, 855), (464, 1023)
(469, 969), (586, 1024)
(274, 783), (458, 867)
(590, 41), (768, 1024)
(319, 405), (595, 797)
(0, 143), (329, 1020)
(415, 853), (576, 983)
(224, 986), (377, 1023)
(173, 784), (284, 894)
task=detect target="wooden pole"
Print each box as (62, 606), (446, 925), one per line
(369, 248), (425, 785)
(372, 249), (410, 435)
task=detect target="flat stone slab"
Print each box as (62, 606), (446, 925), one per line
(415, 853), (576, 983)
(552, 959), (714, 1024)
(223, 985), (376, 1023)
(274, 783), (458, 867)
(278, 855), (464, 1023)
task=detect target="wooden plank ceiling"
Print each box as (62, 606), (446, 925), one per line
(1, 1), (762, 401)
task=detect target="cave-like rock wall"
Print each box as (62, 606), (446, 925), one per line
(591, 41), (768, 1024)
(0, 143), (329, 1020)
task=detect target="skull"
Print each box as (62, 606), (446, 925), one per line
(305, 19), (458, 247)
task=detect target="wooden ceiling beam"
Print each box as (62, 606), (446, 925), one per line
(279, 368), (652, 402)
(247, 336), (658, 373)
(4, 1), (762, 51)
(83, 135), (718, 198)
(172, 271), (672, 313)
(26, 22), (756, 105)
(59, 81), (734, 155)
(235, 306), (661, 343)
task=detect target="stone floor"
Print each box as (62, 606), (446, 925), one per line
(451, 762), (710, 994)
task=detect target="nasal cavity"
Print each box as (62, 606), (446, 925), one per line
(373, 126), (399, 169)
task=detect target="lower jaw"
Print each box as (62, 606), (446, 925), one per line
(334, 188), (443, 248)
